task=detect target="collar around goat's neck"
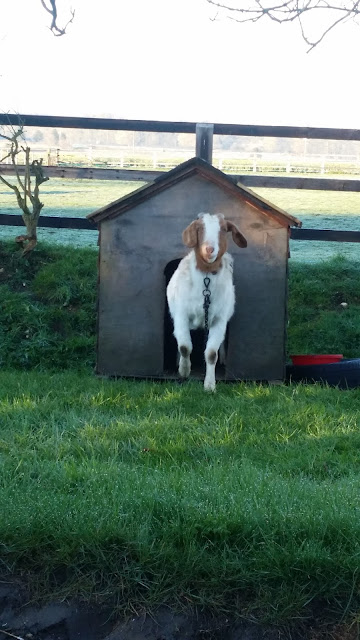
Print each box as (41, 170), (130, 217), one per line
(194, 251), (223, 274)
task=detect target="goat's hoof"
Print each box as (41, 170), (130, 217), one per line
(179, 370), (191, 379)
(179, 358), (191, 378)
(204, 379), (216, 392)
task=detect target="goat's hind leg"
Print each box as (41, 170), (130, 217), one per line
(172, 314), (192, 378)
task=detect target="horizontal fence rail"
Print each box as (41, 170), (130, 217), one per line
(1, 214), (360, 242)
(1, 164), (360, 192)
(236, 175), (360, 192)
(0, 214), (94, 230)
(289, 228), (360, 242)
(1, 113), (360, 141)
(0, 164), (161, 183)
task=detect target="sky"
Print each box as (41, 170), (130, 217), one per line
(1, 0), (360, 128)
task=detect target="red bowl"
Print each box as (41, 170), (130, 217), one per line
(290, 354), (343, 366)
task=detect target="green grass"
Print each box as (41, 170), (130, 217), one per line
(288, 256), (360, 357)
(0, 241), (97, 369)
(1, 371), (360, 622)
(2, 241), (360, 623)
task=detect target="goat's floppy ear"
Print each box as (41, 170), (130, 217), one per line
(182, 220), (199, 248)
(226, 220), (247, 248)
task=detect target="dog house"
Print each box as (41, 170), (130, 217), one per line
(88, 157), (301, 382)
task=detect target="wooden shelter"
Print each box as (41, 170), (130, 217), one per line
(88, 157), (301, 382)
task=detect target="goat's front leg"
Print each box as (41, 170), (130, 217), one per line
(172, 312), (192, 378)
(204, 320), (228, 392)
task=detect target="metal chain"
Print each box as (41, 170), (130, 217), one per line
(203, 276), (211, 346)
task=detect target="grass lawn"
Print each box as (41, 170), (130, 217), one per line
(1, 241), (360, 626)
(0, 179), (138, 249)
(1, 370), (360, 623)
(255, 186), (360, 263)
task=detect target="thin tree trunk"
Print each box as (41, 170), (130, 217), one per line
(16, 203), (43, 254)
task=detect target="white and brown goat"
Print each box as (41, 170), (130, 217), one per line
(166, 213), (247, 391)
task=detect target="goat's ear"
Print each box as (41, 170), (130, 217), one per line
(226, 220), (247, 248)
(182, 220), (199, 248)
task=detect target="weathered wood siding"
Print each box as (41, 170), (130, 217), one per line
(227, 204), (288, 380)
(97, 174), (288, 380)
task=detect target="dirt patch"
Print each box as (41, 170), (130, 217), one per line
(0, 578), (357, 640)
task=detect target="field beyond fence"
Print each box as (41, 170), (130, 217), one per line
(2, 143), (360, 176)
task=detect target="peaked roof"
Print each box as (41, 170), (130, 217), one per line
(87, 156), (302, 228)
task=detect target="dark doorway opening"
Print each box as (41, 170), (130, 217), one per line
(163, 259), (181, 374)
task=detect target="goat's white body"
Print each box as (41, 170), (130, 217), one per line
(167, 251), (235, 331)
(166, 250), (236, 391)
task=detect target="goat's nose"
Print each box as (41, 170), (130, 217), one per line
(206, 246), (214, 255)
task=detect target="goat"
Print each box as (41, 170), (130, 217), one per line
(166, 213), (247, 391)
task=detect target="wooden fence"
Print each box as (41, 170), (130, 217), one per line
(1, 114), (360, 242)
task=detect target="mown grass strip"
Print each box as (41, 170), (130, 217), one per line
(1, 371), (360, 620)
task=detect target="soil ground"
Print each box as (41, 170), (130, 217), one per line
(0, 577), (358, 640)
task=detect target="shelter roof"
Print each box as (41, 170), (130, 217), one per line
(88, 156), (302, 228)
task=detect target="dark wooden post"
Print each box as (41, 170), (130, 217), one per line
(196, 123), (214, 164)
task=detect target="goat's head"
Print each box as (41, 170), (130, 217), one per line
(182, 213), (247, 271)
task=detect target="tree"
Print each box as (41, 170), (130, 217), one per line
(39, 0), (359, 48)
(206, 0), (360, 51)
(40, 0), (75, 36)
(0, 123), (49, 255)
(32, 130), (44, 143)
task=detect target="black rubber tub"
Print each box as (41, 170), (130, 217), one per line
(286, 358), (360, 389)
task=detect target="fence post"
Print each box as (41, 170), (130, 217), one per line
(196, 123), (214, 164)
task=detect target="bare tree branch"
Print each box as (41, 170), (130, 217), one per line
(206, 0), (360, 50)
(0, 125), (26, 192)
(40, 0), (75, 36)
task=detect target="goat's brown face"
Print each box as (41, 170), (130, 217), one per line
(182, 213), (247, 265)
